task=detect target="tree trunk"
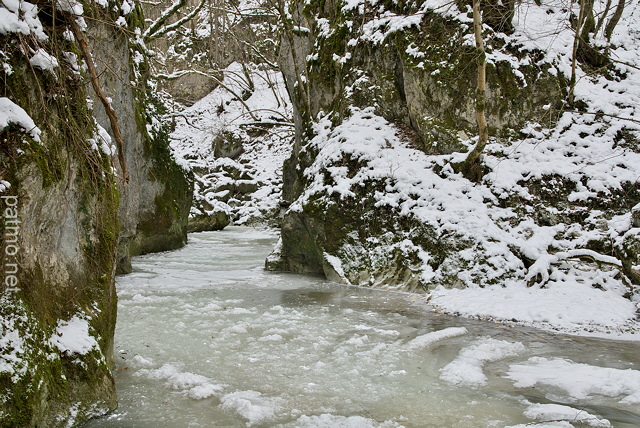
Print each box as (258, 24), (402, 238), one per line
(461, 0), (489, 180)
(604, 0), (625, 41)
(569, 0), (585, 106)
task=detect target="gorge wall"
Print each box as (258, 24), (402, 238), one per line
(86, 7), (192, 274)
(0, 0), (191, 425)
(269, 0), (640, 300)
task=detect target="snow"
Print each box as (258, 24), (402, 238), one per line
(0, 97), (42, 142)
(405, 326), (467, 349)
(49, 316), (99, 356)
(0, 297), (29, 382)
(89, 121), (115, 156)
(285, 102), (640, 336)
(0, 0), (47, 40)
(279, 0), (640, 338)
(120, 0), (133, 15)
(506, 423), (576, 428)
(29, 49), (59, 74)
(429, 282), (639, 336)
(56, 0), (83, 16)
(169, 62), (292, 225)
(507, 357), (640, 404)
(439, 337), (526, 386)
(361, 13), (424, 44)
(285, 414), (404, 427)
(219, 390), (283, 426)
(521, 402), (612, 428)
(130, 354), (153, 368)
(136, 363), (224, 400)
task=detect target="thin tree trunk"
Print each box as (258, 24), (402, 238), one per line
(277, 0), (311, 126)
(463, 0), (489, 175)
(569, 0), (585, 106)
(70, 19), (129, 184)
(604, 0), (625, 41)
(594, 0), (612, 35)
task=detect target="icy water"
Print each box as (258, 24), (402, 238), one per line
(87, 227), (640, 428)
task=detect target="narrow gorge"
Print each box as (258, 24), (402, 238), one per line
(1, 0), (640, 426)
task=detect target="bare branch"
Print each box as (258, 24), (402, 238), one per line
(563, 109), (640, 125)
(69, 18), (129, 184)
(143, 0), (188, 42)
(157, 70), (258, 121)
(240, 120), (294, 127)
(149, 0), (209, 40)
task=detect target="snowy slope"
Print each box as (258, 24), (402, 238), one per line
(169, 62), (293, 226)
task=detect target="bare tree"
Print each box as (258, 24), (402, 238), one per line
(604, 0), (625, 42)
(460, 0), (489, 181)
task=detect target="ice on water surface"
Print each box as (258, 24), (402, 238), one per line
(87, 227), (640, 428)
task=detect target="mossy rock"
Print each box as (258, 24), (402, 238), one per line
(188, 210), (230, 233)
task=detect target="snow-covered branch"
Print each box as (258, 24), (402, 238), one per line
(142, 0), (188, 41)
(526, 249), (623, 287)
(147, 0), (209, 41)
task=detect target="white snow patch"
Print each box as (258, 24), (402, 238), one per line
(505, 423), (574, 428)
(49, 316), (99, 356)
(440, 337), (526, 386)
(29, 48), (58, 74)
(130, 354), (154, 368)
(0, 0), (47, 39)
(522, 402), (611, 428)
(406, 327), (468, 349)
(506, 357), (640, 404)
(136, 363), (224, 400)
(286, 413), (405, 427)
(88, 122), (115, 156)
(56, 0), (83, 15)
(219, 390), (282, 425)
(0, 97), (42, 141)
(429, 282), (638, 333)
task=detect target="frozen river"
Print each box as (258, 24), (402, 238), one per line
(87, 227), (640, 427)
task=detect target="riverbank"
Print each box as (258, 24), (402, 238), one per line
(426, 283), (640, 342)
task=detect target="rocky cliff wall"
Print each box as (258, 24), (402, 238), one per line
(0, 2), (119, 425)
(0, 0), (192, 425)
(85, 2), (192, 274)
(269, 0), (640, 301)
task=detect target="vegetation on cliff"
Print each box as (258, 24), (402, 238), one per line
(269, 0), (640, 334)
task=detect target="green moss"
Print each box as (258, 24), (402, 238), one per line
(125, 2), (146, 29)
(0, 4), (121, 425)
(130, 91), (192, 255)
(0, 298), (68, 428)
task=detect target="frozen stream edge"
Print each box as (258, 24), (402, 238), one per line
(87, 227), (640, 428)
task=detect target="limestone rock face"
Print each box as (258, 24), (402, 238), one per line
(277, 0), (562, 213)
(273, 0), (561, 286)
(1, 8), (119, 426)
(188, 209), (231, 233)
(0, 1), (191, 425)
(86, 9), (193, 274)
(167, 72), (219, 107)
